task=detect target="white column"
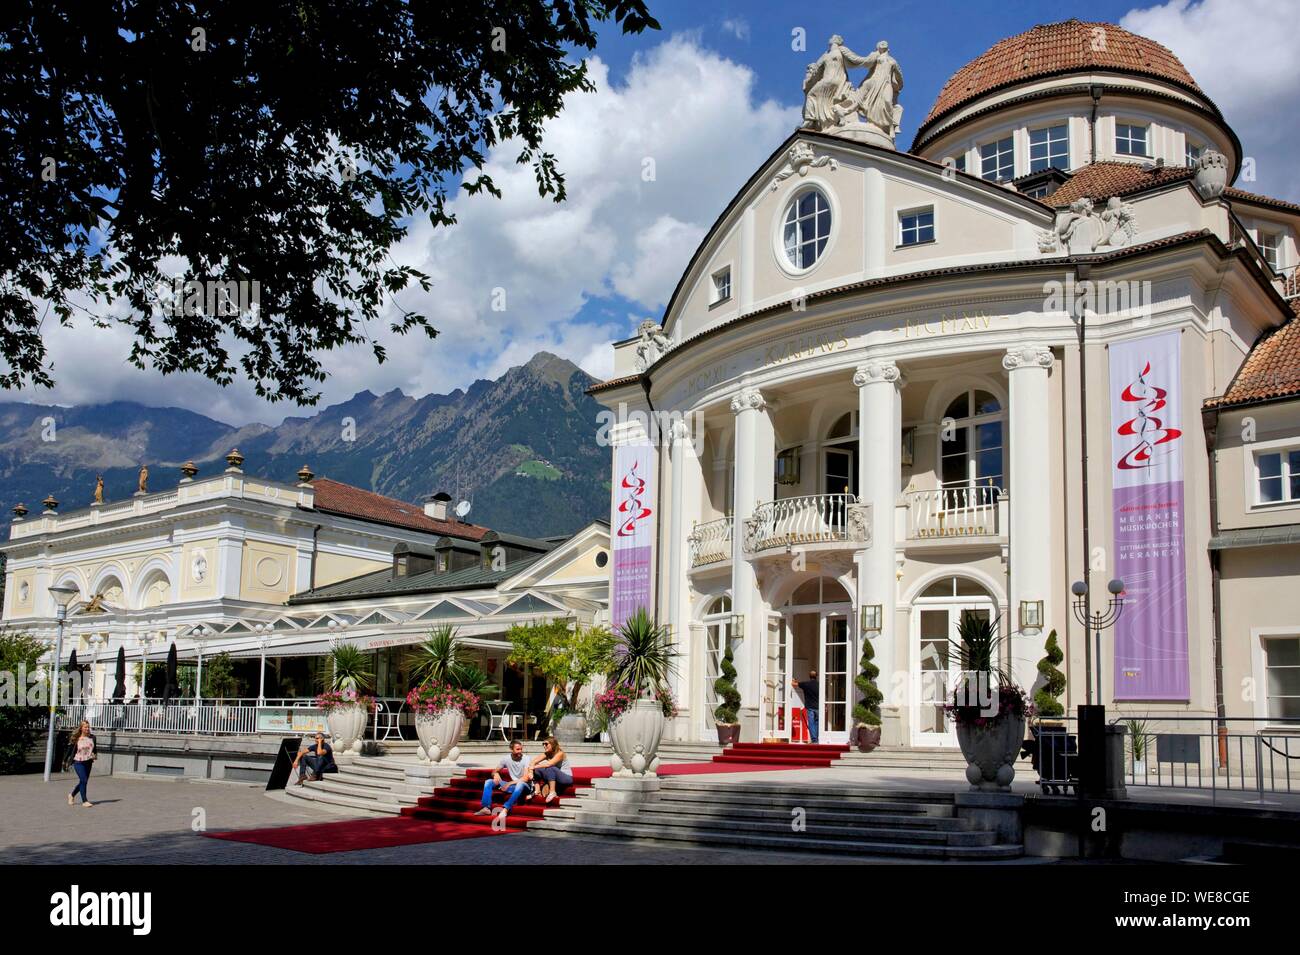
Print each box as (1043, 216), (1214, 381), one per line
(1004, 344), (1055, 691)
(854, 361), (903, 744)
(666, 417), (699, 738)
(730, 386), (774, 740)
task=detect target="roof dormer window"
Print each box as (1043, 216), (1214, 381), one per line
(1029, 124), (1069, 172)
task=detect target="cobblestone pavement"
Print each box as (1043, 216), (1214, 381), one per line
(1, 770), (990, 865)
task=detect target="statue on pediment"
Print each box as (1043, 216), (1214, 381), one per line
(634, 320), (673, 372)
(802, 36), (902, 148)
(1050, 196), (1138, 254)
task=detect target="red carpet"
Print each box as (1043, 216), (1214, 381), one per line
(712, 742), (850, 768)
(205, 815), (513, 853)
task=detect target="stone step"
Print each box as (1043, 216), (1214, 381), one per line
(654, 790), (955, 817)
(282, 781), (400, 816)
(332, 759), (408, 781)
(304, 777), (423, 806)
(660, 777), (958, 810)
(525, 818), (1022, 860)
(635, 800), (970, 829)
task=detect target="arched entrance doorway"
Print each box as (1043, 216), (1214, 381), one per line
(911, 575), (999, 747)
(764, 576), (853, 744)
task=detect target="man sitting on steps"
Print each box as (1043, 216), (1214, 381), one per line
(475, 739), (533, 819)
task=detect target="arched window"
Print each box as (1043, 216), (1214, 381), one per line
(939, 388), (1005, 490)
(787, 576), (851, 606)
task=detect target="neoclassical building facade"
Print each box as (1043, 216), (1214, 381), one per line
(593, 21), (1300, 746)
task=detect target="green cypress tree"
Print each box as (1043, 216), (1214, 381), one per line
(713, 641), (741, 725)
(853, 635), (883, 726)
(1033, 629), (1066, 717)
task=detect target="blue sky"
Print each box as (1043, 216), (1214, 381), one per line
(22, 0), (1300, 425)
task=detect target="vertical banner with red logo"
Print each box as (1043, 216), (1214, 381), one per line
(1109, 331), (1190, 700)
(611, 442), (656, 632)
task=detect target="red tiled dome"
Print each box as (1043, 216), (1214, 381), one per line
(921, 20), (1202, 129)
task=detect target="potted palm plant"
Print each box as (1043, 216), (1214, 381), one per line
(1124, 717), (1151, 777)
(317, 644), (374, 754)
(601, 608), (677, 776)
(407, 626), (483, 763)
(712, 640), (742, 746)
(946, 613), (1029, 791)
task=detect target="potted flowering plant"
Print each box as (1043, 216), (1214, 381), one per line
(319, 645), (375, 753)
(407, 681), (481, 764)
(945, 612), (1030, 791)
(602, 608), (678, 776)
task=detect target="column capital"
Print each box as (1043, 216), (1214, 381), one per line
(1002, 344), (1053, 372)
(853, 360), (901, 387)
(729, 386), (766, 415)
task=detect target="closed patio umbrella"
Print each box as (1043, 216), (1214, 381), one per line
(66, 649), (82, 702)
(164, 642), (178, 703)
(112, 646), (126, 702)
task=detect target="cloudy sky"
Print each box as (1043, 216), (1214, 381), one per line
(18, 0), (1300, 425)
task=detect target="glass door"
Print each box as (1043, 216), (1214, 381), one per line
(824, 446), (856, 496)
(819, 614), (851, 745)
(763, 614), (792, 740)
(912, 603), (993, 746)
(702, 620), (725, 740)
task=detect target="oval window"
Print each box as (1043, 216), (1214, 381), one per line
(782, 188), (831, 269)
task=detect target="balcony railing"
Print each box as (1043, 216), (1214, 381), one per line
(743, 493), (868, 554)
(905, 485), (1004, 539)
(688, 516), (733, 567)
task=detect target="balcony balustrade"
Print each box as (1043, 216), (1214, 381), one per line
(742, 493), (869, 554)
(904, 485), (1004, 540)
(687, 516), (733, 567)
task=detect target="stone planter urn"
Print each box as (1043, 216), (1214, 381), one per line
(326, 702), (368, 754)
(853, 724), (881, 753)
(415, 709), (464, 764)
(609, 699), (664, 776)
(1194, 149), (1228, 200)
(555, 713), (587, 744)
(956, 713), (1026, 791)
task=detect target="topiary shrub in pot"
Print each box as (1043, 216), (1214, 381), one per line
(713, 640), (742, 746)
(1033, 630), (1066, 719)
(852, 633), (883, 752)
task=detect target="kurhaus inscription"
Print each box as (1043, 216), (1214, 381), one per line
(763, 330), (850, 367)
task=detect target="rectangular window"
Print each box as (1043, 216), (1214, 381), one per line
(1029, 124), (1069, 172)
(1257, 231), (1281, 270)
(1264, 637), (1300, 720)
(898, 208), (935, 246)
(1185, 140), (1202, 167)
(1023, 184), (1050, 199)
(1115, 123), (1149, 157)
(711, 266), (731, 304)
(980, 136), (1014, 181)
(1255, 448), (1300, 504)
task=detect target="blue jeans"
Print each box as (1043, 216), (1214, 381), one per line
(481, 778), (531, 812)
(70, 761), (91, 803)
(806, 708), (819, 743)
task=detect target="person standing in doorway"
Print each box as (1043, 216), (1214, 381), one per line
(66, 720), (96, 807)
(792, 671), (820, 743)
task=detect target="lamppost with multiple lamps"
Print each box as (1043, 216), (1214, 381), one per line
(42, 586), (80, 782)
(1071, 578), (1126, 705)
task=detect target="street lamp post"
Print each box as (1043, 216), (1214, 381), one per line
(42, 586), (80, 782)
(1071, 578), (1126, 704)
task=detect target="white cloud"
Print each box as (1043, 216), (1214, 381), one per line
(1121, 0), (1300, 200)
(18, 35), (796, 425)
(721, 18), (751, 42)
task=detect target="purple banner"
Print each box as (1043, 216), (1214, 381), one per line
(1109, 331), (1190, 700)
(611, 443), (655, 631)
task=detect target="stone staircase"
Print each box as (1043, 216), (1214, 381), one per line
(281, 754), (436, 816)
(839, 745), (1035, 775)
(528, 776), (1024, 860)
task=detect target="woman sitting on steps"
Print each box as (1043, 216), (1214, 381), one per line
(529, 735), (574, 804)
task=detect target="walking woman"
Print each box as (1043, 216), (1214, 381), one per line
(529, 735), (573, 804)
(67, 719), (96, 807)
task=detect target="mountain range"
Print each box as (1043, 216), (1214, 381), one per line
(0, 352), (611, 539)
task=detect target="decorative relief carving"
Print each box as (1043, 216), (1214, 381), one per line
(1052, 196), (1137, 253)
(846, 503), (873, 547)
(770, 142), (838, 190)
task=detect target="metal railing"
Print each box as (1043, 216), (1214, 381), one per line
(743, 493), (865, 554)
(687, 516), (732, 567)
(1030, 715), (1300, 804)
(58, 698), (328, 736)
(905, 485), (1003, 539)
